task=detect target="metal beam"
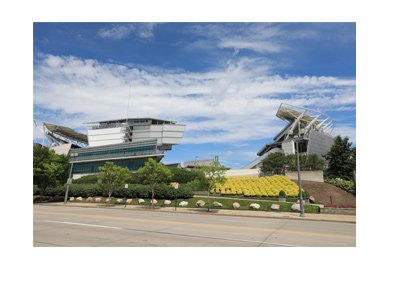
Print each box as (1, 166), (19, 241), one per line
(302, 115), (320, 135)
(285, 110), (307, 139)
(316, 118), (329, 130)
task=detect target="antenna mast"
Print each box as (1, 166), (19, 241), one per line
(126, 84), (131, 125)
(125, 84), (132, 143)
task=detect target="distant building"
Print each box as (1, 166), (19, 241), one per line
(183, 156), (220, 169)
(163, 163), (182, 169)
(245, 103), (334, 169)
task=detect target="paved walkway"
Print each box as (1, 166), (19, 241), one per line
(39, 202), (356, 224)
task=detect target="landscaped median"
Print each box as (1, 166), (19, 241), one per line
(66, 196), (320, 214)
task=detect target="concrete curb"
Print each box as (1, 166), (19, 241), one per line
(36, 202), (356, 224)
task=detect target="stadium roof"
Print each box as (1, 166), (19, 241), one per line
(257, 142), (282, 157)
(43, 122), (88, 144)
(84, 118), (177, 125)
(276, 103), (331, 124)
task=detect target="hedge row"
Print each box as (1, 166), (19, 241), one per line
(73, 169), (208, 186)
(325, 178), (355, 194)
(34, 183), (193, 200)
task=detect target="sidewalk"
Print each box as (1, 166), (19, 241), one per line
(39, 202), (356, 224)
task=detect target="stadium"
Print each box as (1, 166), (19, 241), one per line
(245, 103), (335, 169)
(37, 118), (185, 178)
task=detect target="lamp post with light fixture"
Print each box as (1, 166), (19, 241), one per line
(295, 120), (305, 217)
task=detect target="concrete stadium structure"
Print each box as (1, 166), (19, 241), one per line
(37, 118), (185, 178)
(245, 103), (335, 169)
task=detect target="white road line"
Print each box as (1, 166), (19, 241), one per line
(34, 220), (123, 230)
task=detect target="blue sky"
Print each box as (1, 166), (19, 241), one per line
(33, 22), (356, 168)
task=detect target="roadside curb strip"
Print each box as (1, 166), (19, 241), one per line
(36, 203), (356, 224)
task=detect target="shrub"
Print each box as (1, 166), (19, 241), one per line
(69, 183), (104, 197)
(170, 168), (205, 184)
(33, 185), (40, 195)
(127, 172), (142, 184)
(124, 184), (152, 198)
(174, 184), (195, 199)
(44, 184), (104, 197)
(73, 175), (99, 184)
(184, 178), (209, 192)
(279, 190), (286, 198)
(44, 183), (194, 200)
(302, 191), (310, 199)
(325, 178), (355, 194)
(42, 185), (64, 196)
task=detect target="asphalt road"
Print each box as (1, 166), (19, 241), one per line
(33, 205), (356, 247)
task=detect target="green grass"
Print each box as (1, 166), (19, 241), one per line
(70, 196), (320, 213)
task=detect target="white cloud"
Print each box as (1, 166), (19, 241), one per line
(34, 54), (356, 144)
(97, 23), (157, 40)
(185, 23), (285, 54)
(184, 23), (326, 55)
(33, 121), (44, 141)
(332, 125), (357, 145)
(218, 39), (282, 53)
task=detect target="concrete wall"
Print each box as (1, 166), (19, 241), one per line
(88, 127), (126, 147)
(285, 170), (324, 182)
(50, 143), (72, 156)
(307, 130), (334, 157)
(282, 140), (295, 154)
(226, 169), (323, 181)
(72, 173), (90, 180)
(320, 207), (356, 215)
(131, 124), (185, 146)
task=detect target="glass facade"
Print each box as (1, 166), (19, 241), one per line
(72, 145), (156, 162)
(70, 140), (161, 174)
(72, 158), (151, 174)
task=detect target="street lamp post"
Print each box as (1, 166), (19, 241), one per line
(63, 162), (74, 204)
(174, 183), (179, 211)
(124, 183), (128, 208)
(295, 120), (305, 217)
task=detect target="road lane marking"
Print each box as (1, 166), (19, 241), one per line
(34, 220), (123, 230)
(34, 210), (356, 240)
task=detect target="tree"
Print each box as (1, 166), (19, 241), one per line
(201, 160), (228, 211)
(301, 154), (325, 171)
(33, 145), (69, 198)
(261, 152), (325, 174)
(260, 152), (287, 174)
(136, 158), (172, 208)
(98, 162), (131, 201)
(324, 135), (356, 180)
(170, 168), (202, 184)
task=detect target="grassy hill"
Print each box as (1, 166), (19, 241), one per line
(295, 180), (356, 207)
